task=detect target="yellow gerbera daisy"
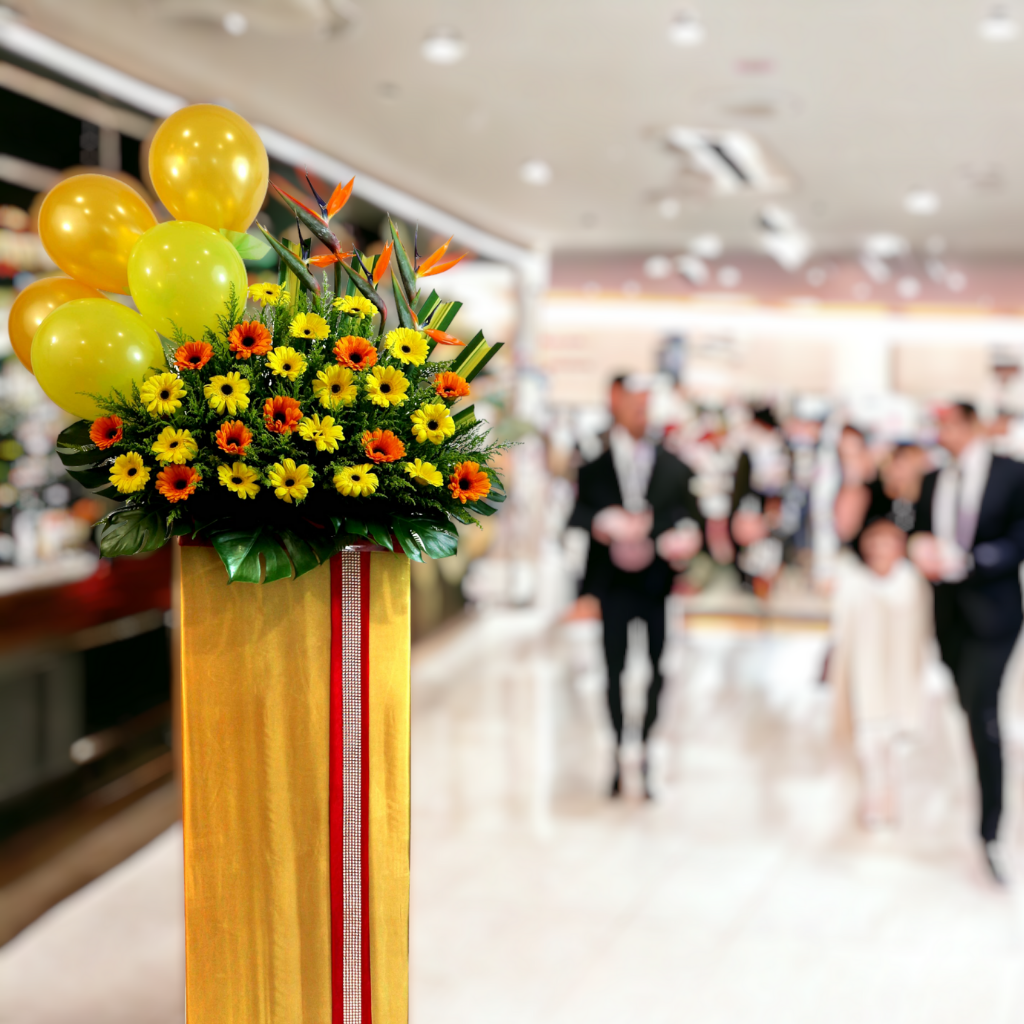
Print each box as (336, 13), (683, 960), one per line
(297, 413), (345, 453)
(404, 458), (443, 487)
(139, 372), (186, 417)
(248, 282), (289, 307)
(266, 346), (307, 380)
(267, 459), (314, 503)
(410, 403), (456, 444)
(203, 372), (251, 415)
(386, 327), (428, 366)
(109, 451), (150, 494)
(364, 364), (409, 408)
(290, 311), (330, 341)
(333, 293), (376, 319)
(151, 426), (198, 464)
(334, 464), (379, 497)
(217, 461), (261, 499)
(311, 364), (357, 409)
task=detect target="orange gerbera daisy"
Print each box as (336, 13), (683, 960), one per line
(361, 429), (406, 463)
(215, 419), (252, 454)
(89, 415), (123, 450)
(434, 371), (470, 400)
(449, 461), (491, 504)
(155, 464), (200, 503)
(228, 321), (273, 360)
(174, 340), (213, 372)
(333, 335), (378, 371)
(264, 395), (303, 434)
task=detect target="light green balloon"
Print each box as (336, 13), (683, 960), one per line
(128, 220), (247, 341)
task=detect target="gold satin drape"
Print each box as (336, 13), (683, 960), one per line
(180, 546), (411, 1024)
(368, 553), (411, 1024)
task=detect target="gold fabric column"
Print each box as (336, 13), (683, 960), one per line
(180, 545), (332, 1024)
(368, 552), (411, 1024)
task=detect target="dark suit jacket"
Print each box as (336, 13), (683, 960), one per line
(915, 455), (1024, 640)
(568, 445), (701, 600)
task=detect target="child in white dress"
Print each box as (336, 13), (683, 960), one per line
(831, 518), (932, 826)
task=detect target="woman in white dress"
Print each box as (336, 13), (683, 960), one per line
(830, 518), (932, 826)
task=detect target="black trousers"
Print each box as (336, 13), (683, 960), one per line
(599, 589), (666, 744)
(936, 617), (1017, 842)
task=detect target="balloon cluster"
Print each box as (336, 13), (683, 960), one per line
(8, 104), (268, 419)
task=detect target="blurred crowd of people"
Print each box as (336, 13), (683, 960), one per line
(560, 376), (1024, 883)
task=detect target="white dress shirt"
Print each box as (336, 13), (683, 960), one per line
(930, 439), (991, 581)
(609, 425), (656, 513)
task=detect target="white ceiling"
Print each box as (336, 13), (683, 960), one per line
(8, 0), (1024, 258)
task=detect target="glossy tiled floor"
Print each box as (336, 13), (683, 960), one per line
(4, 608), (1024, 1023)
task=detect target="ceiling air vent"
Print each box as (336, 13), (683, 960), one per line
(665, 127), (790, 196)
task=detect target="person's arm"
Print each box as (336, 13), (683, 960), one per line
(567, 463), (600, 532)
(969, 463), (1024, 579)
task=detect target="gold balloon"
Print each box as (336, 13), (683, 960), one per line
(128, 221), (248, 340)
(37, 174), (157, 293)
(7, 277), (103, 372)
(148, 104), (269, 232)
(32, 298), (166, 420)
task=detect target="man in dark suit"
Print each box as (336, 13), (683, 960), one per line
(911, 402), (1024, 881)
(568, 376), (703, 797)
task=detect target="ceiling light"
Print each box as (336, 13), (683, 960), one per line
(668, 10), (705, 47)
(904, 188), (940, 215)
(675, 254), (708, 285)
(946, 269), (967, 292)
(860, 255), (891, 284)
(222, 11), (249, 35)
(519, 159), (552, 186)
(657, 196), (682, 219)
(688, 232), (723, 259)
(896, 276), (921, 300)
(979, 4), (1019, 40)
(717, 266), (742, 288)
(421, 27), (466, 64)
(644, 255), (673, 279)
(862, 232), (908, 260)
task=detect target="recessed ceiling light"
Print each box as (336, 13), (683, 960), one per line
(422, 28), (466, 64)
(904, 188), (940, 216)
(946, 269), (967, 292)
(657, 197), (682, 219)
(520, 159), (552, 186)
(668, 10), (705, 47)
(896, 276), (921, 300)
(222, 11), (249, 35)
(644, 255), (673, 279)
(862, 233), (908, 260)
(979, 4), (1019, 40)
(689, 233), (723, 259)
(717, 265), (741, 288)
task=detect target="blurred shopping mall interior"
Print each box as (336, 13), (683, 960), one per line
(6, 2), (1024, 1022)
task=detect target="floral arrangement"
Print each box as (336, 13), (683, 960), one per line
(56, 187), (507, 583)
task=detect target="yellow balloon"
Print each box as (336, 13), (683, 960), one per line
(7, 277), (103, 372)
(148, 104), (269, 232)
(128, 221), (248, 340)
(32, 298), (166, 420)
(37, 174), (157, 293)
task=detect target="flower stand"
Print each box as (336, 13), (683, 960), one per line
(179, 542), (410, 1023)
